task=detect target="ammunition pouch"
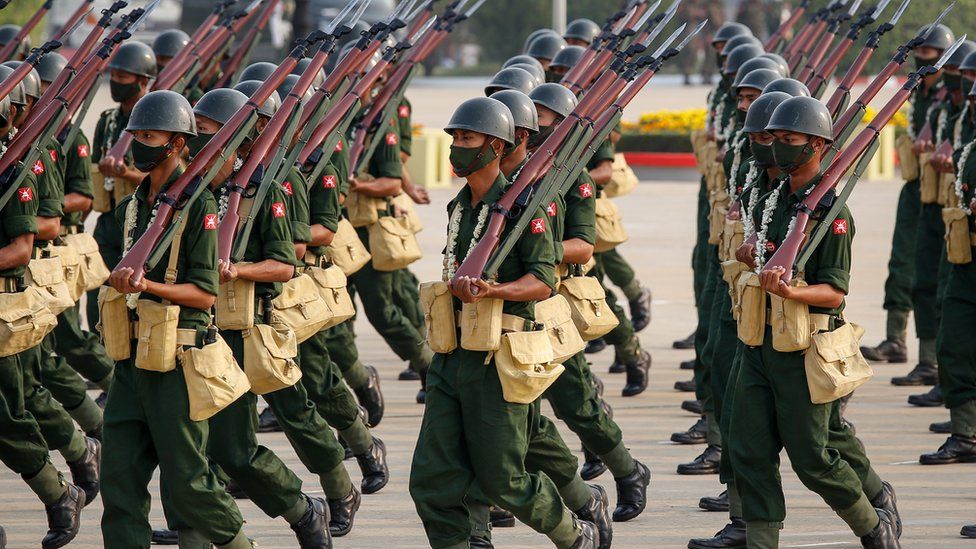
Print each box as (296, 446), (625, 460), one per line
(495, 329), (564, 404)
(134, 299), (181, 373)
(47, 244), (82, 302)
(707, 190), (730, 246)
(392, 193), (424, 233)
(420, 281), (457, 354)
(896, 134), (919, 182)
(306, 264), (355, 330)
(920, 152), (939, 204)
(97, 286), (132, 361)
(943, 207), (974, 265)
(720, 217), (745, 263)
(62, 233), (110, 295)
(215, 276), (255, 331)
(368, 215), (422, 272)
(25, 256), (74, 316)
(0, 287), (57, 358)
(326, 218), (371, 276)
(736, 271), (765, 346)
(533, 294), (585, 364)
(720, 260), (749, 320)
(459, 298), (504, 351)
(557, 275), (618, 341)
(804, 322), (873, 404)
(939, 172), (957, 208)
(270, 273), (332, 344)
(242, 323), (301, 394)
(345, 190), (384, 228)
(179, 333), (250, 421)
(605, 153), (638, 198)
(594, 197), (628, 252)
(768, 278), (811, 353)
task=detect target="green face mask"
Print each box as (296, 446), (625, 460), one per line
(772, 140), (816, 172)
(751, 141), (776, 167)
(545, 69), (561, 83)
(450, 141), (498, 177)
(187, 132), (214, 160)
(527, 124), (555, 149)
(734, 108), (747, 127)
(915, 55), (937, 71)
(131, 139), (174, 172)
(110, 79), (142, 103)
(944, 72), (962, 93)
(502, 136), (523, 159)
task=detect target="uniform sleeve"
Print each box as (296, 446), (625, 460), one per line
(65, 133), (94, 199)
(812, 207), (854, 295)
(564, 174), (597, 245)
(586, 138), (615, 171)
(97, 208), (125, 269)
(35, 151), (64, 219)
(3, 177), (39, 237)
(368, 118), (404, 179)
(516, 207), (557, 290)
(92, 113), (107, 163)
(397, 98), (412, 157)
(180, 195), (220, 296)
(258, 184), (296, 265)
(309, 164), (342, 233)
(284, 169), (311, 243)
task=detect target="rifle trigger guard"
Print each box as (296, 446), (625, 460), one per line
(490, 203), (512, 219)
(242, 184), (258, 199)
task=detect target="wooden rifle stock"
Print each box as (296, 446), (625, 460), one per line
(214, 0), (281, 88)
(765, 1), (809, 52)
(788, 17), (828, 72)
(825, 45), (874, 116)
(0, 0), (52, 61)
(783, 12), (820, 59)
(154, 0), (234, 87)
(564, 4), (645, 91)
(832, 55), (903, 137)
(797, 21), (843, 83)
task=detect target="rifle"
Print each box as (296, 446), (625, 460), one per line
(214, 0), (281, 88)
(178, 2), (265, 94)
(765, 0), (811, 53)
(54, 0), (96, 41)
(796, 0), (864, 84)
(785, 0), (848, 72)
(0, 38), (62, 104)
(114, 33), (322, 284)
(825, 0), (925, 118)
(764, 35), (966, 284)
(154, 0), (236, 87)
(561, 1), (645, 92)
(807, 0), (902, 99)
(0, 0), (53, 61)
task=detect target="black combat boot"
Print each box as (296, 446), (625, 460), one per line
(42, 483), (85, 549)
(586, 338), (607, 354)
(859, 509), (900, 549)
(891, 363), (937, 386)
(151, 529), (178, 545)
(629, 287), (652, 332)
(570, 517), (600, 549)
(416, 369), (427, 404)
(682, 399), (704, 415)
(674, 378), (696, 392)
(580, 446), (608, 480)
(66, 436), (100, 505)
(677, 445), (721, 475)
(290, 494), (332, 549)
(907, 384), (943, 407)
(622, 350), (651, 397)
(919, 434), (976, 464)
(575, 484), (612, 549)
(612, 460), (650, 522)
(469, 535), (494, 548)
(698, 490), (729, 512)
(327, 486), (361, 537)
(687, 516), (747, 548)
(398, 367), (420, 381)
(353, 365), (384, 427)
(673, 332), (696, 349)
(257, 407), (283, 433)
(671, 416), (708, 445)
(356, 437), (389, 494)
(489, 506), (515, 528)
(870, 481), (901, 539)
(930, 420), (951, 434)
(680, 359), (695, 370)
(860, 338), (908, 363)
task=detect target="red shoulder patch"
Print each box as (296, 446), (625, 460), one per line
(281, 181), (293, 196)
(764, 241), (776, 252)
(385, 132), (398, 146)
(398, 104), (410, 118)
(77, 144), (89, 158)
(49, 149), (57, 163)
(322, 175), (337, 188)
(335, 140), (343, 152)
(271, 201), (286, 218)
(578, 183), (593, 198)
(530, 218), (546, 234)
(17, 187), (33, 202)
(546, 201), (557, 217)
(31, 160), (44, 175)
(833, 219), (848, 235)
(203, 214), (218, 230)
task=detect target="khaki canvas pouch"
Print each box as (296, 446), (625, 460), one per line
(368, 215), (422, 272)
(460, 298), (503, 351)
(594, 197), (628, 252)
(179, 333), (250, 421)
(708, 200), (729, 246)
(419, 281), (457, 354)
(243, 323), (301, 394)
(63, 233), (110, 293)
(939, 173), (957, 208)
(327, 218), (371, 276)
(135, 299), (180, 372)
(896, 134), (919, 181)
(25, 257), (74, 316)
(720, 260), (749, 319)
(392, 193), (424, 233)
(943, 207), (974, 265)
(91, 167), (112, 213)
(97, 286), (132, 361)
(345, 190), (383, 228)
(769, 279), (812, 352)
(534, 294), (585, 364)
(920, 153), (939, 204)
(307, 265), (355, 329)
(271, 273), (333, 344)
(736, 271), (766, 346)
(605, 153), (638, 198)
(47, 245), (82, 302)
(721, 218), (745, 263)
(215, 275), (256, 331)
(495, 330), (564, 404)
(0, 287), (57, 358)
(558, 276), (618, 341)
(804, 322), (873, 404)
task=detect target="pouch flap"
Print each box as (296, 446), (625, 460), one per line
(559, 277), (606, 301)
(331, 219), (358, 245)
(0, 287), (46, 322)
(377, 216), (413, 236)
(594, 198), (619, 218)
(420, 280), (450, 299)
(741, 271), (762, 288)
(943, 207), (969, 223)
(505, 331), (554, 365)
(273, 274), (319, 308)
(137, 299), (179, 325)
(49, 245), (80, 265)
(534, 295), (573, 328)
(190, 338), (238, 378)
(63, 233), (100, 255)
(27, 258), (66, 286)
(254, 324), (298, 360)
(310, 265), (348, 289)
(812, 323), (860, 362)
(98, 286), (126, 304)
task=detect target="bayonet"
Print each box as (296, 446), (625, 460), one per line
(631, 4), (656, 33)
(325, 0), (365, 34)
(673, 19), (708, 54)
(405, 0), (433, 22)
(59, 7), (94, 40)
(650, 22), (685, 59)
(869, 0), (891, 21)
(921, 3), (953, 42)
(932, 34), (967, 71)
(463, 0), (487, 18)
(846, 0), (863, 18)
(641, 0), (679, 48)
(887, 0), (910, 25)
(613, 5), (638, 34)
(129, 0), (162, 32)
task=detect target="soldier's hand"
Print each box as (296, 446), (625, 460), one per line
(218, 260), (238, 284)
(735, 243), (756, 269)
(391, 203), (407, 218)
(759, 266), (792, 299)
(913, 139), (933, 154)
(406, 185), (430, 205)
(97, 157), (114, 176)
(450, 276), (491, 303)
(109, 267), (146, 294)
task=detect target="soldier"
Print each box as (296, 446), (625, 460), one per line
(728, 96), (899, 548)
(100, 90), (252, 549)
(0, 24), (30, 60)
(563, 18), (600, 48)
(526, 32), (567, 71)
(547, 46), (586, 83)
(485, 67), (537, 95)
(0, 89), (88, 549)
(151, 29), (190, 74)
(861, 25), (956, 382)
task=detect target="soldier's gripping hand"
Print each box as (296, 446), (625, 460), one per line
(759, 266), (793, 299)
(109, 266), (148, 294)
(735, 243), (757, 270)
(218, 260), (238, 284)
(450, 276), (492, 304)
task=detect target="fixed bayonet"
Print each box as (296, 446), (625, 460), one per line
(846, 0), (863, 17)
(650, 22), (685, 59)
(932, 34), (968, 71)
(922, 3), (954, 42)
(674, 19), (708, 54)
(129, 0), (162, 31)
(325, 0), (365, 34)
(463, 0), (487, 18)
(641, 0), (679, 48)
(869, 0), (891, 21)
(887, 0), (910, 25)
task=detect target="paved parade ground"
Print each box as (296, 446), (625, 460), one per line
(1, 81), (964, 548)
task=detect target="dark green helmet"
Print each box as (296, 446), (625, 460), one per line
(508, 63), (544, 86)
(0, 93), (11, 126)
(152, 29), (190, 59)
(233, 80), (281, 118)
(36, 52), (67, 84)
(760, 53), (790, 76)
(108, 41), (157, 78)
(735, 69), (781, 94)
(238, 62), (277, 83)
(444, 97), (515, 146)
(523, 29), (559, 53)
(503, 55), (545, 73)
(529, 82), (577, 118)
(1, 61), (40, 100)
(960, 50), (976, 72)
(918, 23), (955, 51)
(278, 74), (313, 104)
(733, 58), (785, 86)
(720, 35), (762, 58)
(126, 90), (197, 136)
(0, 25), (29, 58)
(485, 67), (536, 96)
(193, 88), (248, 126)
(564, 19), (601, 44)
(293, 58), (326, 89)
(766, 96), (833, 141)
(0, 65), (27, 105)
(550, 45), (586, 70)
(713, 22), (753, 45)
(489, 89), (539, 133)
(722, 44), (765, 76)
(527, 33), (567, 62)
(947, 39), (976, 67)
(763, 78), (810, 97)
(742, 91), (791, 133)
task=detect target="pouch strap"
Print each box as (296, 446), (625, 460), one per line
(765, 310), (833, 332)
(58, 225), (82, 236)
(455, 311), (534, 333)
(0, 276), (23, 293)
(164, 215), (188, 286)
(176, 328), (198, 347)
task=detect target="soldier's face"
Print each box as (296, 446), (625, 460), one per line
(737, 88), (761, 111)
(451, 130), (487, 149)
(915, 46), (940, 61)
(195, 115), (221, 135)
(132, 129), (173, 148)
(110, 69), (139, 85)
(566, 38), (588, 47)
(536, 105), (559, 127)
(751, 132), (774, 146)
(713, 41), (727, 53)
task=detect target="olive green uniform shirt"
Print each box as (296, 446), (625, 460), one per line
(0, 172), (39, 278)
(397, 97), (412, 157)
(307, 164), (342, 258)
(60, 131), (94, 227)
(35, 138), (65, 244)
(281, 167), (311, 245)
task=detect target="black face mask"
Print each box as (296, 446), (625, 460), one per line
(944, 73), (962, 93)
(110, 79), (142, 103)
(545, 69), (561, 83)
(131, 138), (175, 172)
(915, 55), (938, 71)
(502, 136), (523, 159)
(735, 108), (747, 127)
(751, 141), (776, 167)
(527, 124), (555, 150)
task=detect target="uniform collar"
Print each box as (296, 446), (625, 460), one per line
(454, 172), (507, 211)
(135, 165), (185, 205)
(786, 173), (821, 200)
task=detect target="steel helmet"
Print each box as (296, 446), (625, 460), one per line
(108, 41), (157, 78)
(1, 61), (41, 100)
(947, 40), (976, 67)
(0, 93), (11, 126)
(712, 22), (753, 45)
(35, 52), (68, 84)
(152, 29), (191, 59)
(444, 97), (516, 146)
(960, 50), (976, 72)
(760, 53), (790, 76)
(503, 55), (545, 73)
(763, 78), (811, 97)
(523, 29), (560, 53)
(0, 25), (29, 58)
(193, 88), (248, 126)
(233, 80), (281, 118)
(126, 90), (197, 136)
(732, 58), (785, 86)
(0, 65), (27, 106)
(742, 91), (792, 133)
(766, 96), (833, 141)
(720, 34), (762, 58)
(238, 62), (277, 83)
(293, 58), (326, 89)
(722, 44), (765, 76)
(278, 74), (314, 104)
(735, 69), (782, 94)
(485, 67), (537, 96)
(490, 89), (539, 133)
(529, 83), (578, 119)
(564, 19), (601, 45)
(550, 46), (586, 70)
(507, 63), (545, 86)
(917, 23), (955, 51)
(527, 33), (567, 61)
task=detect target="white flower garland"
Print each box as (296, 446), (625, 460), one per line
(441, 201), (490, 281)
(954, 139), (975, 214)
(103, 109), (120, 192)
(0, 128), (14, 157)
(727, 134), (749, 199)
(740, 165), (761, 239)
(216, 158), (245, 221)
(753, 180), (785, 272)
(705, 88), (716, 132)
(714, 101), (726, 140)
(954, 104), (967, 147)
(935, 108), (949, 144)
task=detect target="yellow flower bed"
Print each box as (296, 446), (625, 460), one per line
(622, 105), (909, 135)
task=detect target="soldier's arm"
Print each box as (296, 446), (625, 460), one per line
(309, 166), (341, 248)
(226, 186), (295, 284)
(0, 180), (39, 270)
(562, 176), (597, 264)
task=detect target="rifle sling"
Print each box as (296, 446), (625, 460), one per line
(62, 73), (101, 151)
(0, 107), (70, 213)
(356, 66), (417, 173)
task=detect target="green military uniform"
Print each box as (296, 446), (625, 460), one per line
(410, 173), (579, 548)
(729, 176), (883, 545)
(101, 169), (245, 546)
(391, 97), (426, 333)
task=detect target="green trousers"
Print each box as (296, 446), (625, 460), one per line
(912, 203), (951, 341)
(692, 176), (710, 304)
(938, 257), (976, 413)
(23, 342), (77, 451)
(393, 267), (425, 333)
(323, 319), (371, 390)
(101, 358), (244, 548)
(53, 302), (114, 385)
(728, 327), (879, 525)
(410, 349), (569, 548)
(36, 330), (103, 434)
(694, 248), (720, 410)
(350, 227), (427, 366)
(0, 349), (54, 476)
(588, 257), (637, 353)
(882, 180), (919, 312)
(707, 275), (738, 449)
(597, 248), (637, 295)
(206, 330), (304, 518)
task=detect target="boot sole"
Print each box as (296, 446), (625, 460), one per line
(891, 379), (937, 386)
(919, 455), (976, 465)
(580, 464), (608, 481)
(676, 467), (719, 475)
(907, 399), (944, 407)
(670, 434), (707, 445)
(490, 517), (516, 528)
(697, 500), (729, 512)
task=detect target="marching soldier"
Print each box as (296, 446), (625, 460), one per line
(0, 24), (30, 60)
(151, 29), (191, 74)
(563, 18), (600, 48)
(526, 31), (568, 72)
